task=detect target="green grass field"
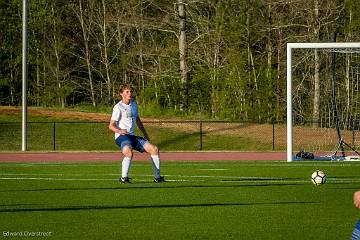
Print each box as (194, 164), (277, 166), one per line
(0, 160), (359, 239)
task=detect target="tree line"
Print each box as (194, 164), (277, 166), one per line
(1, 0), (360, 122)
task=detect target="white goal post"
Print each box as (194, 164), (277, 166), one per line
(287, 42), (360, 162)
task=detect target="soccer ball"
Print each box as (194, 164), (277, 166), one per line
(311, 170), (326, 185)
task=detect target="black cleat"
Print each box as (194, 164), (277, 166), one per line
(119, 177), (131, 184)
(154, 176), (166, 183)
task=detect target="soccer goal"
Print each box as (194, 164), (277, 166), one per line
(287, 42), (360, 162)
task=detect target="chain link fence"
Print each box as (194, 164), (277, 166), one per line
(292, 120), (360, 153)
(1, 120), (360, 152)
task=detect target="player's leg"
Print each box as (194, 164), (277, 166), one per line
(143, 142), (165, 182)
(115, 135), (133, 183)
(144, 143), (160, 175)
(120, 146), (133, 183)
(132, 136), (165, 182)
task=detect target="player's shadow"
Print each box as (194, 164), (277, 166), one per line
(0, 201), (318, 213)
(0, 181), (304, 193)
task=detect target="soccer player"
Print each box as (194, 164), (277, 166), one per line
(352, 191), (360, 240)
(108, 84), (165, 183)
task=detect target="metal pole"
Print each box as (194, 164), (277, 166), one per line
(272, 123), (275, 151)
(286, 44), (293, 162)
(22, 0), (28, 151)
(199, 120), (203, 150)
(352, 120), (355, 147)
(53, 122), (56, 151)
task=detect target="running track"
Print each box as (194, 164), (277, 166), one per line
(0, 152), (286, 163)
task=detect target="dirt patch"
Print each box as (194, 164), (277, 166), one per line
(0, 106), (109, 122)
(0, 106), (160, 122)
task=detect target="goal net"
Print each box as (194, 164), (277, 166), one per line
(287, 42), (360, 162)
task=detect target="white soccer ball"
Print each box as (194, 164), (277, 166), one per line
(311, 170), (326, 185)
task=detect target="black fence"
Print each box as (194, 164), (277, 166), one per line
(0, 121), (359, 152)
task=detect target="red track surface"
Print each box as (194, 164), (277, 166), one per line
(0, 151), (286, 162)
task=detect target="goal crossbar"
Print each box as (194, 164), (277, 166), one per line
(286, 42), (360, 162)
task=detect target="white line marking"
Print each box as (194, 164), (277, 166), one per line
(200, 169), (228, 171)
(0, 177), (114, 181)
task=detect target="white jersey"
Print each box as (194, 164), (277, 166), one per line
(111, 100), (139, 139)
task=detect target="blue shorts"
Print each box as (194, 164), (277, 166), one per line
(352, 219), (360, 240)
(115, 135), (149, 153)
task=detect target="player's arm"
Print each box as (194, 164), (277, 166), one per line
(108, 120), (128, 135)
(136, 117), (150, 141)
(354, 191), (360, 208)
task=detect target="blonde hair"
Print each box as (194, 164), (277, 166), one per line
(119, 84), (133, 95)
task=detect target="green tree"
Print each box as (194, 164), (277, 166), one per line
(0, 0), (22, 105)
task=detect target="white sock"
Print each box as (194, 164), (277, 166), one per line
(122, 157), (132, 178)
(151, 155), (161, 178)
